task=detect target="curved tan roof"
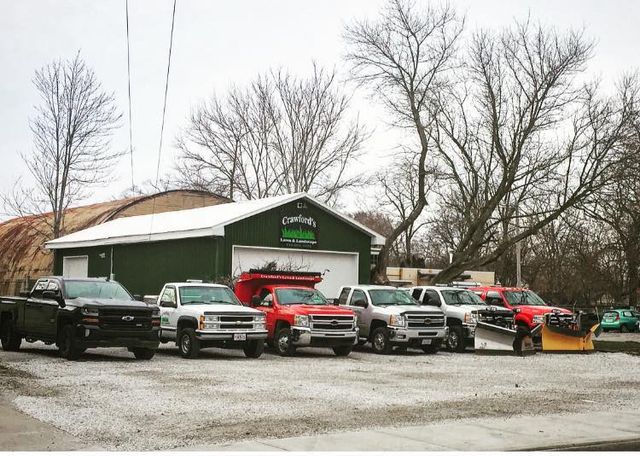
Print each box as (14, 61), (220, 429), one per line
(0, 190), (229, 294)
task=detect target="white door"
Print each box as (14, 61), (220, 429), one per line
(232, 246), (359, 299)
(62, 256), (88, 278)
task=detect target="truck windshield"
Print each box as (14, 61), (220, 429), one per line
(275, 288), (328, 305)
(369, 289), (417, 306)
(179, 286), (241, 305)
(441, 290), (486, 306)
(504, 291), (546, 306)
(65, 281), (133, 300)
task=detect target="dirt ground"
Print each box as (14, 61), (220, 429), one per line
(1, 340), (639, 451)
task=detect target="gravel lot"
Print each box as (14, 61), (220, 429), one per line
(1, 341), (639, 450)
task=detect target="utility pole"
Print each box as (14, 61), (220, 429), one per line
(515, 205), (522, 287)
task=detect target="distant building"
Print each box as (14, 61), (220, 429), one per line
(386, 266), (495, 287)
(0, 190), (229, 294)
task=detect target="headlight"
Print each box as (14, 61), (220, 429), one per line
(533, 315), (544, 324)
(464, 313), (477, 324)
(255, 322), (266, 330)
(81, 307), (99, 317)
(152, 308), (160, 317)
(389, 315), (406, 327)
(203, 315), (219, 322)
(254, 314), (266, 323)
(202, 322), (219, 330)
(353, 315), (358, 328)
(294, 315), (309, 327)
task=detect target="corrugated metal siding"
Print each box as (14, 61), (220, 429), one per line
(54, 237), (219, 296)
(223, 198), (371, 283)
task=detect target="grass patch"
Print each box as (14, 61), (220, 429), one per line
(594, 340), (640, 356)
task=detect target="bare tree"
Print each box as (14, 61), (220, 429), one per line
(344, 0), (464, 283)
(428, 22), (637, 283)
(176, 65), (366, 203)
(3, 53), (122, 238)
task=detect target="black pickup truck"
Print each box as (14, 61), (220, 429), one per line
(0, 277), (160, 360)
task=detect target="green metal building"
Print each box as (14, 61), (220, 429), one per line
(45, 193), (384, 298)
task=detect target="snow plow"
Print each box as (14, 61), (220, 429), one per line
(541, 311), (601, 352)
(474, 307), (540, 355)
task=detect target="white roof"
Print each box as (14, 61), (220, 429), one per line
(45, 192), (385, 249)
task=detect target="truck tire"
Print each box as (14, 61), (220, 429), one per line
(446, 326), (465, 353)
(0, 318), (21, 352)
(243, 340), (264, 358)
(178, 328), (200, 359)
(371, 327), (392, 355)
(422, 339), (442, 354)
(131, 348), (155, 360)
(58, 324), (83, 361)
(333, 345), (352, 356)
(275, 327), (296, 356)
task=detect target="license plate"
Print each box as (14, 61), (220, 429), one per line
(421, 339), (432, 345)
(233, 333), (247, 341)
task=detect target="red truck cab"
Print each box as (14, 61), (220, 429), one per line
(470, 286), (572, 329)
(234, 270), (358, 356)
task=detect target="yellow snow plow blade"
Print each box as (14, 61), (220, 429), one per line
(541, 313), (601, 353)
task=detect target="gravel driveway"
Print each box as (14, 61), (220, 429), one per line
(1, 341), (639, 450)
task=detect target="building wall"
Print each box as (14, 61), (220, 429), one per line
(53, 237), (220, 296)
(223, 198), (372, 284)
(386, 267), (496, 286)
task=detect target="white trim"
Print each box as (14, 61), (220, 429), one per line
(232, 244), (360, 259)
(45, 192), (385, 250)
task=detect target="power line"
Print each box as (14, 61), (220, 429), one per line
(125, 0), (134, 191)
(155, 0), (177, 187)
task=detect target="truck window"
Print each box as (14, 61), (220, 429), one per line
(485, 291), (505, 307)
(411, 289), (422, 300)
(65, 280), (133, 301)
(275, 288), (329, 305)
(179, 286), (240, 305)
(159, 287), (177, 306)
(261, 294), (274, 306)
(31, 279), (49, 299)
(424, 290), (441, 306)
(338, 287), (351, 305)
(349, 289), (367, 307)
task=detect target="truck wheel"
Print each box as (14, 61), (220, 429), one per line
(58, 325), (83, 361)
(422, 339), (442, 354)
(333, 345), (352, 356)
(0, 319), (21, 351)
(131, 348), (155, 360)
(275, 327), (296, 356)
(178, 328), (200, 359)
(446, 326), (465, 353)
(371, 327), (392, 355)
(243, 340), (265, 358)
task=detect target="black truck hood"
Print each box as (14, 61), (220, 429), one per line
(67, 297), (154, 309)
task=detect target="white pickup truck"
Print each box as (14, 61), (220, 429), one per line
(156, 282), (268, 359)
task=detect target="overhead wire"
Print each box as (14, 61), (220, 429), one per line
(149, 0), (178, 239)
(125, 0), (135, 192)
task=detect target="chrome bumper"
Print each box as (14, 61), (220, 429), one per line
(195, 330), (268, 341)
(388, 326), (448, 342)
(290, 326), (359, 346)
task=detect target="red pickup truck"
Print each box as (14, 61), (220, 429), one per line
(234, 270), (358, 357)
(470, 286), (572, 329)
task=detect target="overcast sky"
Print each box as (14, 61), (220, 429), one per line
(1, 0), (638, 213)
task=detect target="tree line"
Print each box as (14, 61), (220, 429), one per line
(3, 0), (639, 307)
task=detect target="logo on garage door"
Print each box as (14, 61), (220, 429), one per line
(280, 214), (318, 248)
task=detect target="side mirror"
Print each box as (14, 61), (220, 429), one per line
(160, 300), (177, 308)
(43, 290), (65, 307)
(354, 299), (368, 308)
(251, 295), (264, 307)
(133, 294), (142, 301)
(333, 298), (340, 305)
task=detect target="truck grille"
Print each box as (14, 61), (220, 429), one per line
(310, 315), (355, 331)
(215, 314), (262, 331)
(404, 312), (445, 329)
(98, 308), (152, 330)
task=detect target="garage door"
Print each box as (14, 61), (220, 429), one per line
(62, 255), (89, 278)
(232, 246), (358, 299)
